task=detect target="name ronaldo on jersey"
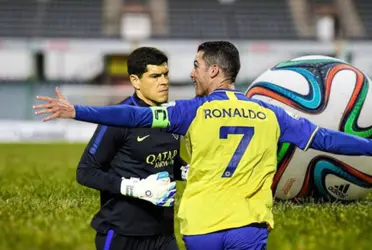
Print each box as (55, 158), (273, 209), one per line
(204, 108), (267, 120)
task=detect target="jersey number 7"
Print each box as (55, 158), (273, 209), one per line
(219, 126), (255, 178)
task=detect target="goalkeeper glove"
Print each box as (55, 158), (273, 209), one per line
(181, 164), (190, 181)
(120, 171), (176, 207)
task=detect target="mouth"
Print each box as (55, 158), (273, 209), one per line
(159, 89), (168, 93)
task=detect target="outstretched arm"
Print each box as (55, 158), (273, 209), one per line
(74, 105), (164, 128)
(33, 87), (202, 136)
(258, 100), (372, 156)
(310, 127), (372, 155)
(33, 87), (171, 128)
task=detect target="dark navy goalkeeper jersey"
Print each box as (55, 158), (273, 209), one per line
(77, 94), (186, 236)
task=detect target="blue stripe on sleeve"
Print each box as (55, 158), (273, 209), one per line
(89, 126), (108, 155)
(103, 230), (114, 250)
(88, 97), (132, 155)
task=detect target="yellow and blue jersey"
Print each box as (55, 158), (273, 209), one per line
(74, 89), (320, 235)
(160, 89), (318, 235)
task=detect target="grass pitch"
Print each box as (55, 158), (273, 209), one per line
(0, 143), (372, 250)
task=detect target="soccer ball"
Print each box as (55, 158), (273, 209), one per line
(246, 55), (372, 201)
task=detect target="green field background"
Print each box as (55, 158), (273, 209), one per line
(0, 143), (371, 250)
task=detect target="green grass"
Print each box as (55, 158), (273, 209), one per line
(0, 143), (372, 250)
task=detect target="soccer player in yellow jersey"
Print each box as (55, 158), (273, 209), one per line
(34, 41), (372, 250)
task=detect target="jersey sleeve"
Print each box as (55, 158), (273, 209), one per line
(74, 105), (154, 128)
(257, 101), (319, 150)
(310, 127), (372, 155)
(77, 125), (126, 194)
(74, 98), (203, 135)
(162, 98), (202, 135)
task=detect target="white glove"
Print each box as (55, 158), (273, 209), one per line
(181, 164), (190, 181)
(120, 171), (176, 207)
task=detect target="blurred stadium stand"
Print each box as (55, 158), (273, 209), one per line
(354, 0), (372, 38)
(0, 0), (102, 38)
(0, 0), (341, 40)
(0, 0), (368, 40)
(0, 0), (372, 127)
(166, 0), (297, 39)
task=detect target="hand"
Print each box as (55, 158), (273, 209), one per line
(120, 171), (176, 207)
(181, 164), (190, 181)
(33, 87), (76, 122)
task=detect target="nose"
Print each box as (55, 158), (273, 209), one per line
(160, 74), (169, 85)
(190, 69), (195, 80)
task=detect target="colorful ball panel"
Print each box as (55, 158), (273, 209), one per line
(246, 55), (372, 201)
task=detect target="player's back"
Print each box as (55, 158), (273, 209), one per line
(179, 89), (280, 235)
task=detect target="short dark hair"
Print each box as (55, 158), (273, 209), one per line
(127, 47), (168, 78)
(197, 41), (240, 82)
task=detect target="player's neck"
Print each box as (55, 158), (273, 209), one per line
(207, 78), (234, 94)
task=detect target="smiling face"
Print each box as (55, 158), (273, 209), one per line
(130, 62), (169, 105)
(190, 51), (211, 97)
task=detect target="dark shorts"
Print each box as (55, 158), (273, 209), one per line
(182, 224), (268, 250)
(95, 230), (179, 250)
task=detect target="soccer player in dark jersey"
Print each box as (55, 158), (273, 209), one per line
(75, 47), (188, 250)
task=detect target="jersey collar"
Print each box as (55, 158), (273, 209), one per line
(130, 93), (152, 107)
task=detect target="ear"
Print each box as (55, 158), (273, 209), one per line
(209, 64), (219, 78)
(130, 74), (140, 90)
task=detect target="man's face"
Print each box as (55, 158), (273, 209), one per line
(190, 51), (211, 96)
(132, 63), (169, 105)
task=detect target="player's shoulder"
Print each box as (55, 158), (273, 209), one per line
(96, 96), (132, 134)
(117, 96), (134, 105)
(247, 98), (274, 110)
(238, 96), (286, 119)
(162, 96), (207, 109)
(246, 98), (300, 122)
(235, 94), (276, 111)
